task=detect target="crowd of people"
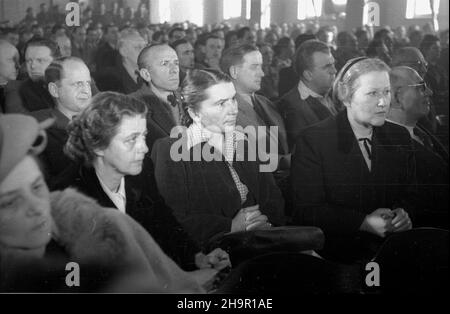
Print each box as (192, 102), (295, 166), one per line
(0, 2), (448, 293)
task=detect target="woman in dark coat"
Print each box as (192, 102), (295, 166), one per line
(61, 92), (230, 281)
(291, 57), (416, 262)
(151, 69), (286, 248)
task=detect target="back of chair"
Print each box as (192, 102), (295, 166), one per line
(370, 228), (449, 294)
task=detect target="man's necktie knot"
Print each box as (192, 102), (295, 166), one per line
(167, 94), (177, 107)
(358, 137), (373, 160)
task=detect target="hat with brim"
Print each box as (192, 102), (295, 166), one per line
(0, 114), (54, 184)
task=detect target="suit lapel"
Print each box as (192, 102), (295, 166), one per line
(254, 94), (289, 155)
(418, 124), (449, 163)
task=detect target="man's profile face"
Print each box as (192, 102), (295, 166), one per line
(308, 51), (336, 95)
(235, 50), (264, 93)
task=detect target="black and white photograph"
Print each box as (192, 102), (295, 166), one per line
(0, 0), (448, 304)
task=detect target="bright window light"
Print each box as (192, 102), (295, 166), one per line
(224, 0), (242, 19)
(406, 0), (440, 19)
(298, 0), (323, 20)
(159, 0), (171, 23)
(261, 0), (271, 29)
(246, 0), (251, 20)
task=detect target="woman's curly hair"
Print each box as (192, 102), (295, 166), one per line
(64, 91), (148, 166)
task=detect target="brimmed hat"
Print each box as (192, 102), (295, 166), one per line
(0, 114), (54, 184)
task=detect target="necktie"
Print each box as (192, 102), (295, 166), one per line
(413, 126), (433, 151)
(358, 137), (372, 160)
(167, 93), (178, 107)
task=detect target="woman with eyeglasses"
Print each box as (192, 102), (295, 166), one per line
(291, 57), (416, 263)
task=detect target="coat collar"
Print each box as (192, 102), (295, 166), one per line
(77, 166), (143, 214)
(133, 85), (176, 134)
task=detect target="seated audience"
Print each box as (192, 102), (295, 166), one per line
(60, 92), (230, 289)
(0, 113), (204, 293)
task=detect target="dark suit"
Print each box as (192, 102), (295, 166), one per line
(28, 108), (79, 187)
(4, 79), (54, 113)
(94, 42), (119, 72)
(278, 66), (298, 98)
(129, 86), (179, 152)
(410, 124), (449, 228)
(151, 137), (286, 248)
(94, 60), (141, 94)
(277, 87), (334, 151)
(58, 161), (200, 271)
(291, 110), (417, 261)
(235, 93), (289, 157)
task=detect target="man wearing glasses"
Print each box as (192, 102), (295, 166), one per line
(387, 66), (448, 229)
(391, 46), (439, 135)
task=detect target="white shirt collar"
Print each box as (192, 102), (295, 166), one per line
(298, 80), (323, 100)
(186, 122), (245, 163)
(96, 173), (126, 214)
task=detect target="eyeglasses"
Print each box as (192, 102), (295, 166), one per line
(402, 82), (429, 94)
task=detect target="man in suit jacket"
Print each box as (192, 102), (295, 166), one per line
(129, 44), (182, 152)
(387, 66), (448, 228)
(277, 40), (338, 151)
(29, 57), (93, 187)
(4, 38), (59, 113)
(95, 31), (146, 94)
(220, 44), (289, 170)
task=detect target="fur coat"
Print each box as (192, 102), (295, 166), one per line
(1, 188), (205, 293)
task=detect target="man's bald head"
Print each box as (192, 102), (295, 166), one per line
(391, 47), (428, 78)
(0, 40), (19, 84)
(137, 44), (179, 91)
(137, 44), (176, 69)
